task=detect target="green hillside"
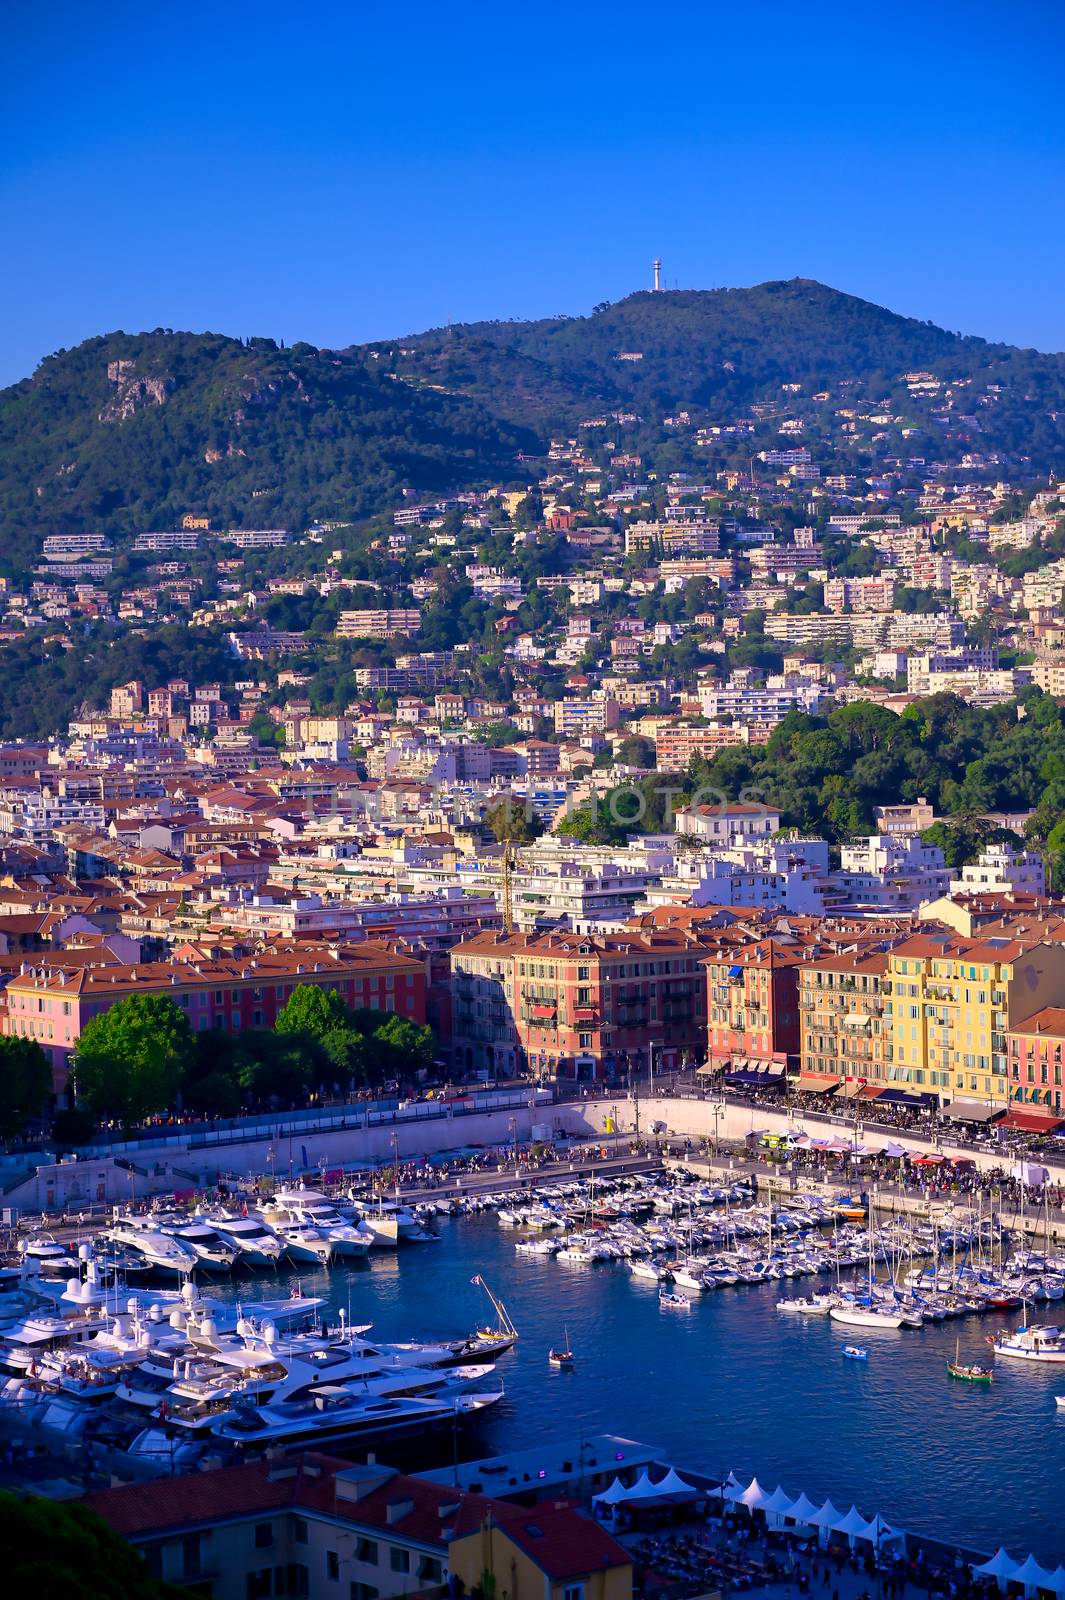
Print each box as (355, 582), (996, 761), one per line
(1, 281), (1064, 583)
(0, 329), (537, 575)
(371, 278), (1065, 441)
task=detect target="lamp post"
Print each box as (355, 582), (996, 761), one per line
(390, 1132), (399, 1203)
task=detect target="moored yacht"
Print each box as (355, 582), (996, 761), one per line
(992, 1322), (1065, 1362)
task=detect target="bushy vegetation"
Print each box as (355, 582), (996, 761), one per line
(0, 624), (240, 738)
(0, 329), (537, 573)
(555, 690), (1065, 856)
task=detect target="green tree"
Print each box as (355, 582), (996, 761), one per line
(0, 1489), (178, 1600)
(0, 1034), (52, 1139)
(275, 983), (351, 1040)
(374, 1014), (436, 1076)
(73, 994), (193, 1127)
(485, 796), (544, 845)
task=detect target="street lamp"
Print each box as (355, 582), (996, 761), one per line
(390, 1132), (400, 1203)
(267, 1146), (276, 1191)
(508, 1115), (518, 1178)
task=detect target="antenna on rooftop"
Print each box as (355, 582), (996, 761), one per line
(652, 258), (662, 292)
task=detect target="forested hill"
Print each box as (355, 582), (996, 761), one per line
(0, 330), (537, 574)
(370, 278), (1065, 433)
(2, 281), (1065, 576)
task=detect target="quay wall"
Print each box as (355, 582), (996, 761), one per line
(578, 1094), (1065, 1179)
(9, 1087), (1065, 1218)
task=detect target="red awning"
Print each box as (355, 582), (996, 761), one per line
(794, 1072), (841, 1092)
(1001, 1110), (1065, 1134)
(857, 1086), (887, 1099)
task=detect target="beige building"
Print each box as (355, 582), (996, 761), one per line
(798, 950), (889, 1088)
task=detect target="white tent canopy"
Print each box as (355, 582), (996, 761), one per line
(808, 1499), (843, 1529)
(1013, 1554), (1053, 1596)
(1043, 1566), (1065, 1597)
(736, 1477), (770, 1511)
(867, 1514), (906, 1549)
(788, 1492), (822, 1526)
(972, 1548), (1022, 1587)
(760, 1485), (796, 1518)
(833, 1505), (877, 1541)
(592, 1477), (629, 1507)
(654, 1466), (699, 1499)
(622, 1470), (665, 1502)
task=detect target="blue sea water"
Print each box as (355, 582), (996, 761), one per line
(212, 1215), (1065, 1563)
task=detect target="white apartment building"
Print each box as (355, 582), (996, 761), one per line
(836, 834), (949, 913)
(949, 842), (1045, 898)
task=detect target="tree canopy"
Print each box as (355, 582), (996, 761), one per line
(0, 1035), (52, 1139)
(73, 994), (193, 1126)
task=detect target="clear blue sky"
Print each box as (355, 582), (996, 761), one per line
(2, 0), (1063, 387)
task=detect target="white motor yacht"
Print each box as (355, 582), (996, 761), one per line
(211, 1382), (503, 1452)
(207, 1212), (285, 1267)
(261, 1189), (371, 1259)
(104, 1218), (198, 1278)
(993, 1322), (1065, 1362)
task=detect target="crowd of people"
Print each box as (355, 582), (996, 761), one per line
(628, 1514), (1016, 1600)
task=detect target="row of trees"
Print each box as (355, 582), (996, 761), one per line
(71, 985), (436, 1129)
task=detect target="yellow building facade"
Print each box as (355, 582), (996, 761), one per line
(884, 935), (1065, 1105)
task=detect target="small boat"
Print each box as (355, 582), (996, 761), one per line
(842, 1346), (868, 1361)
(548, 1327), (574, 1368)
(947, 1338), (993, 1383)
(659, 1290), (691, 1310)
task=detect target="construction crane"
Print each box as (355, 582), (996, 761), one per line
(501, 838), (515, 934)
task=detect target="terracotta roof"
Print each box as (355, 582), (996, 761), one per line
(87, 1454), (516, 1545)
(490, 1503), (631, 1580)
(1010, 1006), (1065, 1039)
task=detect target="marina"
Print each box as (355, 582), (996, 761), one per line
(2, 1167), (1064, 1561)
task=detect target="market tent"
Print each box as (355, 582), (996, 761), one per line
(1043, 1566), (1065, 1596)
(621, 1471), (665, 1502)
(808, 1500), (843, 1546)
(971, 1548), (1021, 1589)
(832, 1505), (877, 1545)
(1012, 1554), (1053, 1597)
(879, 1142), (908, 1158)
(759, 1485), (796, 1527)
(735, 1476), (770, 1511)
(1014, 1162), (1051, 1186)
(867, 1514), (906, 1550)
(787, 1491), (822, 1527)
(592, 1477), (630, 1507)
(652, 1466), (701, 1502)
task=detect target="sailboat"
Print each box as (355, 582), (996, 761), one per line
(947, 1336), (992, 1383)
(548, 1326), (574, 1368)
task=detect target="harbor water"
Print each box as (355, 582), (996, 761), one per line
(206, 1213), (1065, 1564)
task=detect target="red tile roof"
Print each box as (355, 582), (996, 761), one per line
(490, 1504), (631, 1580)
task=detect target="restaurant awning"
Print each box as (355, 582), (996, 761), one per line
(837, 1079), (868, 1099)
(876, 1089), (936, 1108)
(794, 1072), (840, 1092)
(1001, 1109), (1065, 1134)
(726, 1070), (786, 1089)
(942, 1099), (1005, 1124)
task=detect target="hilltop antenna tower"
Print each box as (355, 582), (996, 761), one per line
(652, 258), (662, 292)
